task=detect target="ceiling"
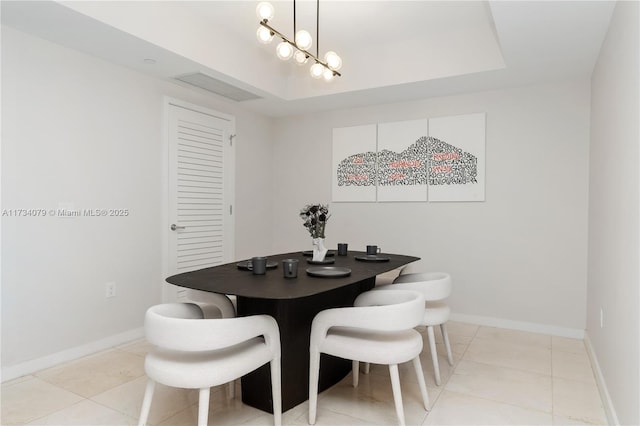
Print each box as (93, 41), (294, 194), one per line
(1, 0), (616, 117)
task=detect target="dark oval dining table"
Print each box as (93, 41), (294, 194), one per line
(166, 250), (419, 413)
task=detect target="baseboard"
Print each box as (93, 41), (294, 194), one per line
(450, 313), (585, 339)
(584, 332), (619, 426)
(1, 327), (144, 383)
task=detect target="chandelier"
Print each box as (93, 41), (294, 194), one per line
(256, 1), (342, 81)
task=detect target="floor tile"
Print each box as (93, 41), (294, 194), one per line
(91, 375), (201, 425)
(118, 339), (154, 356)
(423, 390), (553, 425)
(552, 336), (586, 354)
(287, 405), (375, 426)
(464, 336), (552, 375)
(24, 399), (137, 425)
(552, 350), (596, 384)
(553, 377), (607, 425)
(157, 390), (267, 426)
(475, 326), (552, 349)
(313, 370), (430, 426)
(445, 359), (552, 413)
(553, 414), (605, 425)
(438, 321), (480, 339)
(366, 354), (450, 392)
(420, 325), (473, 356)
(35, 349), (145, 398)
(1, 376), (84, 425)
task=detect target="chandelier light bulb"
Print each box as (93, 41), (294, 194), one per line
(324, 51), (342, 71)
(294, 50), (309, 65)
(323, 68), (335, 81)
(276, 41), (293, 60)
(256, 2), (274, 21)
(256, 26), (274, 44)
(310, 63), (324, 79)
(295, 30), (313, 51)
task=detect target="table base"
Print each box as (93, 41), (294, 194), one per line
(238, 277), (376, 412)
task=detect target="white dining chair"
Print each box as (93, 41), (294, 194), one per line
(138, 303), (282, 426)
(309, 290), (429, 426)
(379, 272), (454, 386)
(184, 289), (240, 397)
(185, 288), (236, 319)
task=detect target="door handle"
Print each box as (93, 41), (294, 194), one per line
(171, 224), (186, 231)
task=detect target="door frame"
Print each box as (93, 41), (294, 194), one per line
(161, 97), (236, 302)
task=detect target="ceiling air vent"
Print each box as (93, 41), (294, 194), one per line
(175, 72), (261, 102)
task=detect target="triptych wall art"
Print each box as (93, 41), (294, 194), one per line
(332, 113), (486, 202)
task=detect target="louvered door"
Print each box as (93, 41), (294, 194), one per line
(167, 102), (234, 299)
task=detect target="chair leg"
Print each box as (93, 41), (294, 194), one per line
(227, 379), (236, 399)
(270, 357), (282, 426)
(308, 350), (321, 425)
(441, 323), (454, 366)
(364, 362), (370, 374)
(138, 379), (155, 426)
(388, 364), (406, 426)
(412, 356), (430, 411)
(427, 325), (441, 386)
(352, 360), (359, 387)
(197, 388), (210, 426)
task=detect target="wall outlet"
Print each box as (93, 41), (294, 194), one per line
(106, 282), (116, 298)
(600, 307), (604, 328)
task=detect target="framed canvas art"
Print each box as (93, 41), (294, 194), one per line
(332, 113), (486, 203)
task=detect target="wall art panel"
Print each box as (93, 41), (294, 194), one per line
(332, 124), (377, 202)
(377, 119), (429, 202)
(427, 113), (486, 202)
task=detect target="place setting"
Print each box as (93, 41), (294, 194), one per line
(236, 256), (278, 273)
(354, 245), (391, 262)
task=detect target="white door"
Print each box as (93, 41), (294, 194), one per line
(165, 100), (235, 301)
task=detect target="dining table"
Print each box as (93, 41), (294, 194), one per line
(165, 249), (419, 413)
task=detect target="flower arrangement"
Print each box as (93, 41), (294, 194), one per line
(300, 204), (330, 239)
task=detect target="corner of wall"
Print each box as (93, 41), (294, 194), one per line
(584, 331), (620, 426)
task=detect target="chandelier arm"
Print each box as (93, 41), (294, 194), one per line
(259, 20), (341, 76)
(316, 0), (319, 57)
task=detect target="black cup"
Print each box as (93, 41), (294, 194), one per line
(337, 243), (348, 256)
(251, 256), (267, 275)
(366, 245), (381, 255)
(282, 258), (299, 278)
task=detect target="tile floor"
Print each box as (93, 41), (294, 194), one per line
(1, 322), (608, 425)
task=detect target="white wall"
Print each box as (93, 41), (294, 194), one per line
(587, 1), (640, 425)
(1, 27), (274, 375)
(272, 79), (591, 335)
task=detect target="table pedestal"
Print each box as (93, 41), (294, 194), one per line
(238, 277), (376, 412)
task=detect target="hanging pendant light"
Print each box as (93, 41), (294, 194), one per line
(276, 42), (294, 60)
(256, 2), (275, 20)
(255, 0), (342, 81)
(294, 50), (309, 65)
(256, 26), (274, 44)
(310, 62), (324, 79)
(295, 30), (313, 51)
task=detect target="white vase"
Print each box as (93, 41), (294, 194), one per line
(312, 237), (328, 262)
